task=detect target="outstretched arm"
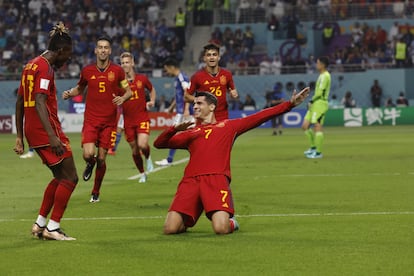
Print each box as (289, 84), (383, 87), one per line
(233, 87), (309, 135)
(153, 121), (195, 149)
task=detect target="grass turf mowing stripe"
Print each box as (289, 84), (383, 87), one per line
(1, 211), (413, 223)
(127, 157), (189, 180)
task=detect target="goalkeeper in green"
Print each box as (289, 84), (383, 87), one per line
(302, 56), (331, 159)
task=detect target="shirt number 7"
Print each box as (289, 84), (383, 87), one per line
(204, 129), (212, 139)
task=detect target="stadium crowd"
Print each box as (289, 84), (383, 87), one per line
(0, 0), (183, 80)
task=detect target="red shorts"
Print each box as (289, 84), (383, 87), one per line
(34, 138), (73, 167)
(169, 174), (235, 227)
(124, 120), (150, 143)
(82, 122), (115, 149)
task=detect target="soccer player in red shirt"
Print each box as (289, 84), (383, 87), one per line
(120, 52), (156, 183)
(154, 87), (310, 234)
(185, 43), (239, 121)
(63, 37), (132, 203)
(14, 23), (78, 240)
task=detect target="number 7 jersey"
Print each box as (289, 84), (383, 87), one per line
(187, 67), (235, 121)
(18, 56), (64, 147)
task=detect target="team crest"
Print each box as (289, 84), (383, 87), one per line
(220, 75), (227, 85)
(108, 71), (115, 82)
(136, 80), (143, 88)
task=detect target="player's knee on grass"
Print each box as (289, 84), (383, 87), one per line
(163, 212), (186, 235)
(211, 211), (231, 235)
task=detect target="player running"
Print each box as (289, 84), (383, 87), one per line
(154, 88), (310, 234)
(63, 36), (132, 203)
(184, 43), (238, 121)
(119, 52), (156, 183)
(155, 58), (193, 166)
(302, 56), (331, 159)
(14, 22), (78, 240)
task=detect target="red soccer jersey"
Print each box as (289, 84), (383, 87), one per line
(122, 74), (153, 127)
(18, 56), (65, 147)
(187, 68), (235, 121)
(78, 62), (126, 126)
(154, 101), (293, 180)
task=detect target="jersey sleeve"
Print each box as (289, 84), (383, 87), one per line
(33, 63), (52, 96)
(187, 74), (198, 95)
(77, 68), (88, 88)
(178, 73), (190, 90)
(144, 76), (153, 91)
(153, 127), (190, 149)
(231, 101), (293, 135)
(226, 71), (235, 90)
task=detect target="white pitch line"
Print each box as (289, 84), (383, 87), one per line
(128, 157), (189, 180)
(278, 172), (414, 177)
(1, 211), (413, 223)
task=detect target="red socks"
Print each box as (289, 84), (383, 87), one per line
(133, 154), (144, 173)
(92, 162), (106, 195)
(50, 179), (76, 222)
(39, 178), (60, 217)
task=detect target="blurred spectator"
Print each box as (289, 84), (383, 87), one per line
(238, 0), (251, 23)
(243, 26), (255, 51)
(267, 14), (280, 32)
(253, 0), (266, 22)
(395, 37), (407, 68)
(370, 79), (382, 107)
(322, 23), (334, 46)
(341, 91), (357, 108)
(265, 82), (285, 135)
(147, 1), (160, 22)
(174, 7), (186, 49)
(385, 97), (396, 107)
(271, 55), (282, 74)
(329, 94), (343, 109)
(156, 94), (170, 112)
(67, 60), (81, 78)
(283, 11), (301, 40)
(388, 22), (399, 42)
(228, 96), (242, 110)
(259, 56), (271, 75)
(396, 92), (409, 107)
(242, 94), (257, 110)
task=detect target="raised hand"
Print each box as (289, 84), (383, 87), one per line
(290, 87), (310, 106)
(174, 120), (195, 131)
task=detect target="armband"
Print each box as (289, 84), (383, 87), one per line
(120, 79), (129, 89)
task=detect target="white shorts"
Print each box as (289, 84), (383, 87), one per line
(117, 114), (124, 129)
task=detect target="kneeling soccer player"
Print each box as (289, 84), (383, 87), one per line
(154, 88), (309, 234)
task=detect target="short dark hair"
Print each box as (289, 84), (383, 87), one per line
(195, 91), (218, 107)
(318, 56), (329, 67)
(163, 58), (179, 67)
(96, 36), (112, 45)
(203, 43), (220, 54)
(48, 22), (72, 51)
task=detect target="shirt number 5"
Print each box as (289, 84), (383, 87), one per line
(204, 129), (212, 139)
(99, 81), (106, 93)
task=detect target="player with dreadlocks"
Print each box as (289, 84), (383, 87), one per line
(14, 22), (78, 240)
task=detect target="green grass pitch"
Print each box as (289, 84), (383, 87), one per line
(0, 126), (413, 275)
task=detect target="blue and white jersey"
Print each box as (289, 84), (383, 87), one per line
(175, 71), (191, 114)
